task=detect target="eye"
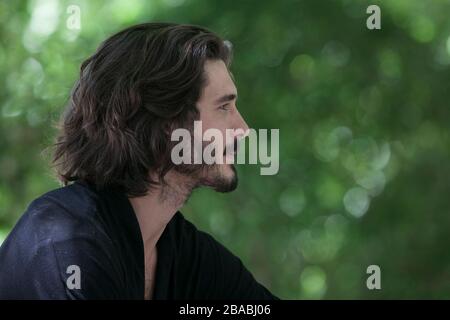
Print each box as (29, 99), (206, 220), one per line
(218, 104), (230, 111)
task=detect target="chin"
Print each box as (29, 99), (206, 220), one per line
(216, 164), (238, 193)
(203, 164), (238, 193)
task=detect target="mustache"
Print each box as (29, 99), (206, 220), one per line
(201, 138), (238, 158)
(223, 138), (239, 156)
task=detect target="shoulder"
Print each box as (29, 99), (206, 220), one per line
(5, 182), (103, 245)
(0, 182), (119, 299)
(168, 212), (278, 299)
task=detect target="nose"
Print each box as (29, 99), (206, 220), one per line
(233, 110), (250, 140)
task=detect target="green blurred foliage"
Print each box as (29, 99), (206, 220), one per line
(1, 0), (450, 299)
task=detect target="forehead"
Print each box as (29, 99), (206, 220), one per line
(199, 59), (237, 102)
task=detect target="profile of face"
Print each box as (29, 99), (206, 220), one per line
(174, 59), (249, 193)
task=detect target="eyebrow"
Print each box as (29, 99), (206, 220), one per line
(214, 93), (237, 105)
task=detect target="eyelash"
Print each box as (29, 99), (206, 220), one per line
(219, 104), (230, 111)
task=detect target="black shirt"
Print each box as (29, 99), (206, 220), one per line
(0, 180), (278, 299)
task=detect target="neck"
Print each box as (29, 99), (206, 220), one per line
(128, 171), (195, 250)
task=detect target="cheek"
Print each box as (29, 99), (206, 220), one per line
(199, 109), (217, 128)
(199, 114), (228, 141)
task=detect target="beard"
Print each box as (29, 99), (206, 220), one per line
(200, 163), (238, 193)
(171, 136), (239, 193)
(173, 161), (238, 193)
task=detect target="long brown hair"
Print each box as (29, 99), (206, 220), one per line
(52, 22), (232, 197)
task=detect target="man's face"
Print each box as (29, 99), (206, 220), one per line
(182, 59), (249, 192)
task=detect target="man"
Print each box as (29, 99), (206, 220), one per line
(0, 23), (278, 299)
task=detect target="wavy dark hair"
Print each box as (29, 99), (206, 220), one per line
(52, 22), (232, 197)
